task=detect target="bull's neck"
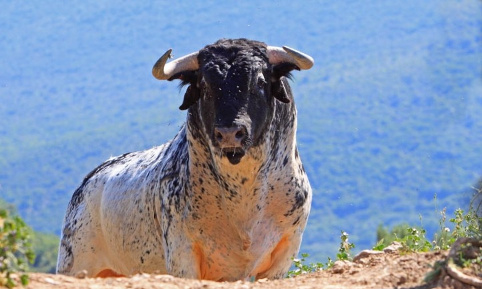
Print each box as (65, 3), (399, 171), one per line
(183, 102), (298, 233)
(186, 133), (266, 188)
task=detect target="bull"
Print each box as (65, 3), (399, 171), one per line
(57, 38), (313, 281)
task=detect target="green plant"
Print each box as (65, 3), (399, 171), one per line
(287, 230), (359, 278)
(336, 231), (355, 261)
(0, 209), (35, 288)
(287, 253), (324, 277)
(423, 260), (445, 283)
(398, 226), (432, 253)
(457, 242), (482, 268)
(372, 238), (386, 251)
(324, 257), (334, 269)
(451, 207), (480, 239)
(433, 192), (481, 250)
(287, 231), (355, 277)
(433, 207), (451, 250)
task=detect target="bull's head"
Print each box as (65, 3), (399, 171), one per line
(152, 39), (313, 165)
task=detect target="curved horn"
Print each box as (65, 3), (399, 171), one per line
(152, 49), (199, 80)
(267, 46), (314, 70)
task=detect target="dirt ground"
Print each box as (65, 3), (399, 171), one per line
(12, 239), (482, 289)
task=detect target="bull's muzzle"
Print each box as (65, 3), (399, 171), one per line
(214, 125), (248, 165)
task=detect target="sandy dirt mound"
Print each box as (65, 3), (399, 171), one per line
(15, 239), (481, 289)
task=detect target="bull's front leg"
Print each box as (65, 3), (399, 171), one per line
(163, 237), (201, 278)
(161, 210), (203, 279)
(163, 225), (221, 280)
(251, 233), (302, 279)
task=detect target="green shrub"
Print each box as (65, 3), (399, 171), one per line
(398, 226), (432, 253)
(374, 223), (430, 252)
(434, 207), (481, 250)
(287, 253), (325, 277)
(434, 190), (481, 250)
(375, 191), (481, 253)
(0, 209), (35, 288)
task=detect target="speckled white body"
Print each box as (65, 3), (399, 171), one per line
(57, 108), (311, 280)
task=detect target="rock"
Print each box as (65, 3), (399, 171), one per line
(154, 274), (176, 281)
(383, 241), (403, 253)
(353, 250), (384, 263)
(74, 270), (88, 279)
(44, 277), (60, 285)
(332, 260), (353, 274)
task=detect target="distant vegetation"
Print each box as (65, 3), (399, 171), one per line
(31, 232), (59, 274)
(375, 188), (481, 253)
(1, 1), (481, 262)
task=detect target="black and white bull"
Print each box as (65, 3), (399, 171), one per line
(57, 38), (313, 281)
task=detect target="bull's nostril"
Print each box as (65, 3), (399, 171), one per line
(215, 131), (223, 142)
(235, 130), (245, 140)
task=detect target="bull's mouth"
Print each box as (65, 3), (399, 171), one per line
(221, 148), (245, 165)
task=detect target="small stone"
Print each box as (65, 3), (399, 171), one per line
(396, 275), (407, 285)
(44, 277), (60, 285)
(257, 278), (268, 283)
(349, 269), (360, 275)
(154, 274), (175, 281)
(75, 270), (88, 279)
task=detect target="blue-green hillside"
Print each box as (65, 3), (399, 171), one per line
(1, 1), (481, 261)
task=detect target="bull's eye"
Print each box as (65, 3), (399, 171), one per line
(256, 74), (267, 95)
(257, 79), (266, 89)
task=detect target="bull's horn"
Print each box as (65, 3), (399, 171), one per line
(152, 49), (199, 80)
(267, 46), (314, 70)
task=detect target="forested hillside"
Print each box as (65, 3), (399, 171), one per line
(1, 0), (481, 262)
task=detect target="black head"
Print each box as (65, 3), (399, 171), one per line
(153, 38), (313, 165)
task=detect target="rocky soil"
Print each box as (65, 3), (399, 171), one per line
(12, 238), (482, 289)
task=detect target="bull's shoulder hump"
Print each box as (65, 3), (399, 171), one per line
(67, 125), (188, 209)
(90, 145), (168, 179)
(67, 144), (168, 204)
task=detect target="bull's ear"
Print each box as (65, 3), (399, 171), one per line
(170, 70), (199, 110)
(272, 80), (291, 103)
(272, 63), (298, 103)
(179, 85), (200, 110)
